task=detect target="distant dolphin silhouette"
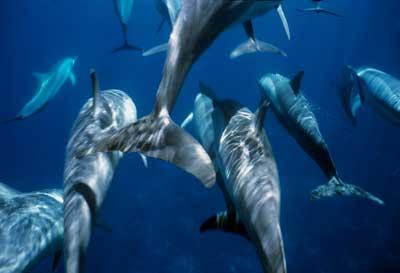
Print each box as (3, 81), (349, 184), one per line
(183, 84), (287, 273)
(341, 66), (400, 127)
(258, 72), (384, 205)
(112, 0), (142, 52)
(3, 57), (76, 123)
(0, 182), (63, 273)
(82, 0), (293, 188)
(297, 0), (343, 17)
(63, 70), (145, 273)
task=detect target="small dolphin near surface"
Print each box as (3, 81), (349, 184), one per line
(183, 85), (287, 273)
(63, 70), (145, 273)
(113, 0), (142, 52)
(3, 57), (76, 123)
(258, 71), (384, 205)
(0, 182), (63, 273)
(297, 0), (343, 17)
(340, 66), (400, 127)
(83, 0), (295, 188)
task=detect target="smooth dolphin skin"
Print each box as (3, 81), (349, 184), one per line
(63, 71), (137, 273)
(113, 0), (142, 52)
(83, 0), (295, 188)
(258, 72), (384, 205)
(0, 183), (63, 273)
(185, 85), (287, 273)
(341, 66), (400, 126)
(297, 0), (343, 17)
(4, 57), (76, 123)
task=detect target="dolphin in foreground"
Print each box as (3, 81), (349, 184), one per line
(297, 0), (343, 17)
(3, 57), (76, 123)
(112, 0), (142, 52)
(82, 0), (294, 187)
(340, 66), (400, 126)
(258, 72), (383, 205)
(144, 0), (289, 59)
(63, 70), (144, 273)
(183, 85), (287, 273)
(0, 182), (63, 273)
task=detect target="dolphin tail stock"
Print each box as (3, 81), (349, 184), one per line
(310, 176), (385, 205)
(230, 39), (287, 59)
(78, 112), (216, 188)
(142, 42), (169, 57)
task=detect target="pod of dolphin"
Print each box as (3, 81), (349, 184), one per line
(1, 0), (399, 272)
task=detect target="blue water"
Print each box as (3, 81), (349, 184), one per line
(1, 0), (399, 272)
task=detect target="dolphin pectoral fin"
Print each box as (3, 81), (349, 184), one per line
(52, 250), (62, 272)
(310, 177), (385, 206)
(69, 73), (77, 86)
(180, 112), (194, 128)
(200, 210), (250, 240)
(157, 18), (166, 33)
(81, 114), (216, 188)
(230, 39), (287, 59)
(139, 153), (148, 168)
(277, 5), (291, 40)
(142, 43), (169, 57)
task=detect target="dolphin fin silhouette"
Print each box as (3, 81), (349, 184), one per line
(277, 5), (291, 40)
(112, 42), (142, 53)
(143, 43), (169, 57)
(297, 7), (343, 17)
(52, 250), (62, 272)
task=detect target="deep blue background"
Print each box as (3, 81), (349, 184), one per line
(1, 0), (400, 272)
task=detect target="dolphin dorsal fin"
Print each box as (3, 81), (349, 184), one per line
(254, 100), (270, 132)
(200, 210), (250, 240)
(290, 71), (304, 95)
(243, 20), (256, 41)
(90, 69), (101, 113)
(199, 82), (218, 100)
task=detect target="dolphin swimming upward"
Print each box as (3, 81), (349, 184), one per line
(182, 84), (287, 273)
(3, 57), (76, 123)
(340, 66), (400, 127)
(113, 0), (142, 52)
(0, 182), (63, 273)
(83, 0), (293, 187)
(258, 72), (383, 205)
(297, 0), (343, 17)
(63, 70), (144, 273)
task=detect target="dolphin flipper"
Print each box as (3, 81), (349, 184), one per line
(180, 112), (194, 128)
(69, 73), (77, 86)
(82, 114), (216, 187)
(139, 153), (148, 168)
(230, 39), (287, 59)
(310, 177), (384, 205)
(277, 5), (291, 40)
(143, 43), (169, 57)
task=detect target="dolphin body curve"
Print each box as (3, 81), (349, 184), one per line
(258, 72), (383, 205)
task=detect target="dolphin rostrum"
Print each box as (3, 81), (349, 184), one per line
(63, 70), (144, 273)
(112, 0), (142, 52)
(3, 57), (76, 123)
(341, 66), (400, 126)
(183, 84), (287, 273)
(0, 182), (63, 273)
(297, 0), (343, 17)
(258, 71), (384, 205)
(81, 0), (295, 187)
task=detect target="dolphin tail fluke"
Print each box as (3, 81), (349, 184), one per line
(200, 210), (249, 240)
(296, 7), (343, 17)
(310, 177), (384, 205)
(142, 43), (169, 57)
(112, 42), (143, 53)
(230, 39), (287, 59)
(79, 113), (216, 188)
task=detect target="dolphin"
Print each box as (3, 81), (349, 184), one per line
(340, 66), (400, 127)
(258, 71), (384, 205)
(112, 0), (142, 52)
(297, 0), (343, 17)
(63, 70), (145, 273)
(3, 57), (76, 123)
(82, 0), (294, 187)
(182, 84), (287, 273)
(0, 182), (63, 273)
(144, 0), (289, 58)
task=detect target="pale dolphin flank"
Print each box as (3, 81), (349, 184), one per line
(258, 72), (384, 205)
(63, 70), (141, 273)
(3, 57), (76, 123)
(297, 0), (343, 17)
(0, 182), (63, 273)
(341, 66), (400, 126)
(112, 0), (142, 52)
(184, 84), (287, 273)
(83, 0), (295, 187)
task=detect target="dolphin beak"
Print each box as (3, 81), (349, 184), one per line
(277, 5), (291, 40)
